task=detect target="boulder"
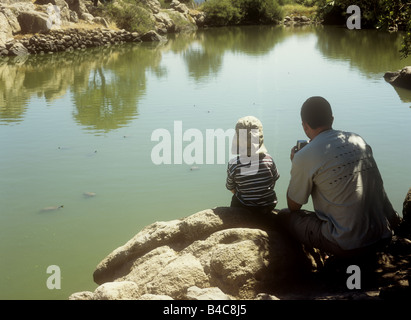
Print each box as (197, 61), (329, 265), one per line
(170, 0), (189, 15)
(34, 0), (68, 5)
(140, 30), (167, 42)
(69, 189), (411, 300)
(0, 12), (13, 46)
(186, 286), (231, 300)
(65, 0), (89, 16)
(8, 42), (28, 56)
(284, 15), (312, 26)
(154, 11), (175, 32)
(17, 11), (50, 34)
(1, 7), (21, 34)
(2, 0), (33, 3)
(71, 207), (319, 300)
(80, 12), (94, 22)
(92, 16), (109, 28)
(384, 66), (411, 90)
(92, 281), (141, 300)
(141, 0), (161, 14)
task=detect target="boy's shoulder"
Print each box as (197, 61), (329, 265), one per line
(228, 156), (240, 166)
(228, 153), (274, 165)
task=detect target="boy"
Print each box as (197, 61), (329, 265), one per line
(226, 116), (280, 215)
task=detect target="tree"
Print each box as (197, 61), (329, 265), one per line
(315, 0), (411, 58)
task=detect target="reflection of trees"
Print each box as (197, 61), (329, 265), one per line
(0, 59), (31, 124)
(3, 25), (411, 127)
(0, 43), (164, 132)
(314, 26), (411, 78)
(166, 25), (288, 82)
(71, 43), (164, 133)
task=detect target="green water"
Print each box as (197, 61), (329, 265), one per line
(1, 25), (411, 300)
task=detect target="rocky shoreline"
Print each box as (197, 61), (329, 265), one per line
(0, 0), (204, 57)
(1, 28), (165, 57)
(0, 0), (320, 58)
(69, 188), (411, 300)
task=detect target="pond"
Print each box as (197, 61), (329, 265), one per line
(1, 25), (411, 300)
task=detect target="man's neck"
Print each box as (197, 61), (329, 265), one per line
(310, 126), (332, 140)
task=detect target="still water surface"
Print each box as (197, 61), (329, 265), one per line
(1, 25), (411, 299)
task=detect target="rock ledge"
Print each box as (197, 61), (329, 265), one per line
(70, 189), (411, 300)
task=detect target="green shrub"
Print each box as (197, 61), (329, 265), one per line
(202, 0), (283, 26)
(202, 0), (243, 26)
(314, 0), (411, 57)
(103, 0), (156, 34)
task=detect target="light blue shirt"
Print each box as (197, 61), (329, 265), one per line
(288, 129), (396, 250)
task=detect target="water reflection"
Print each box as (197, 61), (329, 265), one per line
(71, 44), (164, 133)
(0, 43), (165, 132)
(391, 86), (411, 103)
(314, 26), (411, 79)
(168, 26), (288, 82)
(1, 25), (410, 128)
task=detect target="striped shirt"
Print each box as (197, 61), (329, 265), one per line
(226, 153), (280, 207)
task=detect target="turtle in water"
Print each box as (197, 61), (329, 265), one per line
(190, 166), (200, 171)
(40, 205), (64, 212)
(83, 192), (96, 198)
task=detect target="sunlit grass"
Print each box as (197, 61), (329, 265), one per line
(282, 4), (318, 18)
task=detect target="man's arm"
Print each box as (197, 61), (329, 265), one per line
(287, 193), (302, 212)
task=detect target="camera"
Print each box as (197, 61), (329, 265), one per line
(296, 140), (309, 151)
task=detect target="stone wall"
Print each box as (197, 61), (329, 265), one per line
(0, 28), (163, 56)
(0, 0), (205, 56)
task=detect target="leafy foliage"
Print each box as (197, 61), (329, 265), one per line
(314, 0), (411, 58)
(201, 0), (243, 26)
(202, 0), (284, 26)
(100, 0), (156, 34)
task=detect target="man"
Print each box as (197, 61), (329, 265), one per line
(279, 96), (400, 257)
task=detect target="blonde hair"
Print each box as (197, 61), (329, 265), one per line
(231, 116), (267, 156)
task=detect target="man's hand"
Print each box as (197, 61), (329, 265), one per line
(290, 146), (297, 161)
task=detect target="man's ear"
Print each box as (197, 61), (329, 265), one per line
(302, 121), (309, 132)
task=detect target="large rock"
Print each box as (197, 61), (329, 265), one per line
(70, 207), (319, 300)
(140, 30), (167, 42)
(1, 7), (21, 34)
(17, 11), (50, 34)
(65, 0), (89, 16)
(0, 12), (13, 46)
(1, 0), (33, 4)
(69, 193), (411, 301)
(384, 66), (411, 90)
(141, 0), (161, 14)
(8, 42), (28, 56)
(170, 0), (189, 15)
(34, 0), (68, 5)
